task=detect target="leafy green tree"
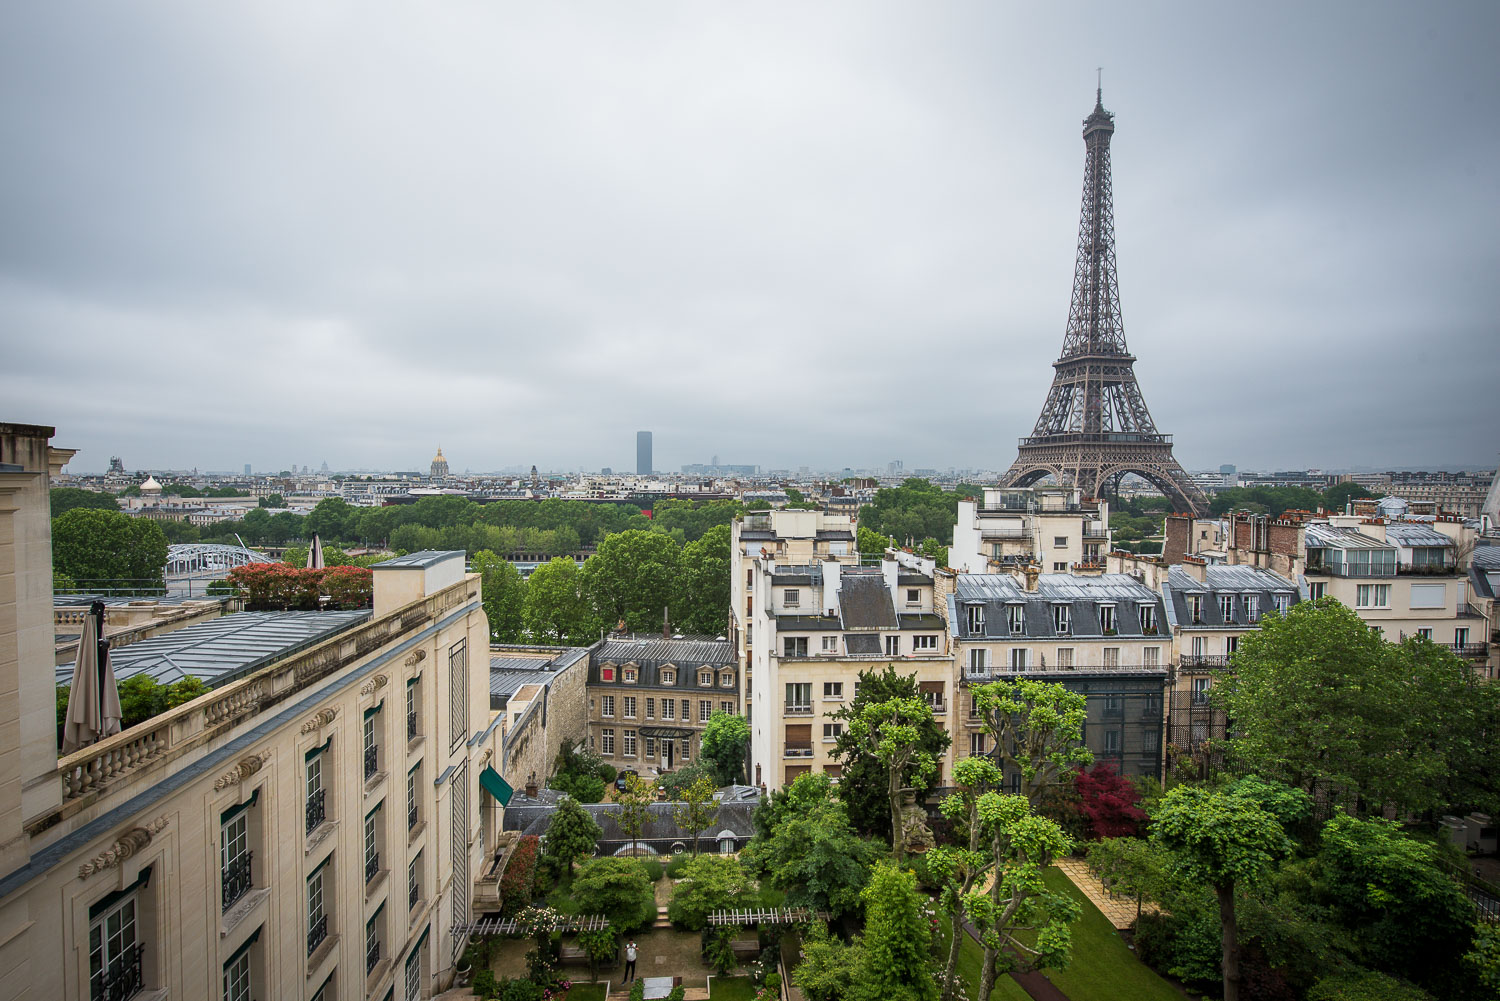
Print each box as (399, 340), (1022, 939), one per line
(543, 796), (602, 876)
(842, 696), (939, 862)
(666, 855), (757, 930)
(1153, 785), (1295, 1001)
(751, 770), (835, 839)
(52, 509), (168, 593)
(700, 711), (749, 786)
(50, 487), (119, 517)
(678, 524), (730, 635)
(928, 754), (1002, 997)
(1322, 482), (1374, 512)
(304, 497), (360, 541)
(830, 667), (951, 841)
(859, 478), (962, 546)
(581, 530), (683, 632)
(1306, 971), (1434, 1001)
(793, 922), (862, 1001)
(472, 550), (527, 642)
(615, 774), (655, 851)
(259, 493), (286, 508)
(856, 525), (893, 560)
(575, 926), (618, 982)
(670, 774), (720, 856)
(744, 786), (882, 918)
(656, 760), (718, 799)
(970, 677), (1092, 805)
(1088, 836), (1176, 924)
(849, 861), (937, 1001)
(523, 557), (594, 644)
(571, 858), (656, 932)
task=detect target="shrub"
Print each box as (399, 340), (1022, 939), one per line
(1307, 971), (1434, 1001)
(665, 854), (692, 878)
(668, 855), (757, 931)
(471, 969), (498, 999)
(666, 986), (686, 1001)
(500, 835), (541, 915)
(497, 978), (545, 1001)
(551, 770), (607, 804)
(704, 924), (742, 975)
(322, 565), (374, 609)
(572, 858), (656, 932)
(640, 858), (664, 882)
(629, 979), (645, 1001)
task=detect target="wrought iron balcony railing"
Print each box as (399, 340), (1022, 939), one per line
(92, 942), (144, 1001)
(305, 788), (326, 835)
(365, 851), (380, 885)
(221, 851), (254, 912)
(363, 743), (378, 780)
(307, 913), (328, 956)
(783, 704), (814, 716)
(783, 745), (814, 758)
(1178, 655), (1231, 669)
(407, 710), (419, 740)
(366, 938), (381, 975)
(408, 803), (419, 830)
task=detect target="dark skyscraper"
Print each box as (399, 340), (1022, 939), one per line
(637, 431), (652, 475)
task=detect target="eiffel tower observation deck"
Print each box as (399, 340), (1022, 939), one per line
(999, 88), (1210, 517)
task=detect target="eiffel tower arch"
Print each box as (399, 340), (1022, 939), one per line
(1000, 89), (1210, 518)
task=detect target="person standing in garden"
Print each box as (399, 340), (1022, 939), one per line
(624, 940), (638, 982)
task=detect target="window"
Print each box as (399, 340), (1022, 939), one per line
(824, 682), (844, 699)
(366, 906), (383, 975)
(1052, 563), (1067, 572)
(721, 671), (734, 688)
(305, 748), (327, 835)
(1246, 595), (1259, 623)
(969, 733), (988, 756)
(601, 695), (614, 717)
(406, 678), (420, 741)
(1103, 730), (1121, 754)
(448, 638), (468, 752)
(699, 700), (712, 722)
(1056, 647), (1074, 668)
(661, 669), (675, 685)
(623, 696), (636, 719)
(623, 730), (637, 757)
(1219, 594), (1235, 622)
(913, 634), (938, 651)
(364, 805), (382, 885)
(1457, 627), (1470, 647)
(1139, 604), (1158, 634)
(821, 635), (838, 652)
(681, 698), (691, 719)
(1307, 582), (1326, 600)
(1007, 604), (1025, 634)
(1192, 635), (1205, 657)
(1274, 594), (1290, 614)
(1225, 635), (1239, 655)
(1103, 647), (1119, 668)
(906, 588), (921, 604)
(1144, 728), (1160, 754)
(699, 670), (714, 686)
(222, 804), (253, 912)
(645, 698), (655, 719)
(784, 588), (801, 607)
(645, 736), (656, 758)
(1417, 627), (1433, 640)
(364, 707), (380, 780)
(1099, 605), (1116, 633)
(1410, 583), (1446, 609)
(89, 890), (142, 1001)
(786, 683), (812, 711)
(967, 648), (988, 672)
(1187, 595), (1203, 624)
(965, 604), (985, 634)
(600, 729), (615, 755)
(307, 862), (329, 956)
(600, 666), (615, 682)
(680, 738), (691, 762)
(407, 765), (420, 830)
(885, 635), (900, 656)
(823, 723), (843, 741)
(404, 941), (423, 1001)
(1356, 584), (1391, 608)
(782, 638), (808, 658)
(662, 700), (675, 720)
(623, 668), (637, 684)
(1009, 648), (1029, 671)
(223, 942), (252, 1001)
(1054, 536), (1068, 547)
(1144, 647), (1160, 667)
(1052, 604), (1070, 634)
(1192, 677), (1211, 704)
(919, 681), (945, 711)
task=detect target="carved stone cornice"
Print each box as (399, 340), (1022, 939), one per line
(213, 754), (266, 791)
(78, 817), (168, 879)
(404, 649), (427, 668)
(358, 674), (389, 697)
(299, 706), (339, 734)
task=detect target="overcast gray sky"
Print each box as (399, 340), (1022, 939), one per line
(3, 2), (1496, 476)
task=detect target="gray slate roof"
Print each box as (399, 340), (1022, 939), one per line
(1304, 524), (1394, 551)
(57, 609), (371, 687)
(595, 638), (734, 665)
(371, 549), (466, 568)
(949, 574), (1166, 641)
(1469, 546), (1500, 599)
(840, 573), (897, 629)
(1383, 523), (1455, 548)
(1162, 565), (1299, 631)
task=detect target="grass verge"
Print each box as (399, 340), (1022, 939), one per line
(1039, 867), (1184, 1001)
(708, 974), (758, 1000)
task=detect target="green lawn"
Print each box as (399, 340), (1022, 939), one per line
(708, 974), (758, 1000)
(933, 922), (1032, 1001)
(941, 868), (1183, 1001)
(564, 982), (607, 1001)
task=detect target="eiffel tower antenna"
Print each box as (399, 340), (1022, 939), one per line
(998, 90), (1210, 516)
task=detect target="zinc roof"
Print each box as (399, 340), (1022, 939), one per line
(594, 637), (734, 665)
(1304, 524), (1394, 551)
(1383, 523), (1454, 548)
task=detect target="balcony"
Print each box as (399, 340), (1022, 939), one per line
(409, 877), (419, 910)
(305, 788), (326, 835)
(408, 803), (419, 830)
(363, 744), (378, 780)
(307, 913), (328, 956)
(1453, 643), (1490, 658)
(222, 851), (254, 911)
(979, 528), (1031, 540)
(924, 701), (948, 715)
(784, 745), (814, 758)
(407, 710), (419, 741)
(1397, 563), (1457, 576)
(93, 942), (144, 1001)
(365, 851), (380, 885)
(1178, 655), (1231, 669)
(366, 937), (381, 975)
(784, 703), (814, 716)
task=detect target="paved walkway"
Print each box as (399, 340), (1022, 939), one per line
(1054, 857), (1157, 930)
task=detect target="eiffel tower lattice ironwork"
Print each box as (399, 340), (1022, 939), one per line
(999, 89), (1210, 517)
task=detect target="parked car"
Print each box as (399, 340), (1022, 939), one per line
(615, 769), (638, 793)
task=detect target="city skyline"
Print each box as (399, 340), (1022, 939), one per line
(4, 3), (1498, 474)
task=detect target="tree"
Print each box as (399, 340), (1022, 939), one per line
(857, 525), (893, 560)
(615, 773), (655, 851)
(858, 478), (962, 546)
(1152, 785), (1294, 1001)
(745, 787), (883, 918)
(671, 774), (720, 856)
(304, 497), (360, 541)
(700, 711), (749, 786)
(842, 695), (939, 862)
(522, 557), (594, 644)
(678, 523), (731, 636)
(50, 487), (118, 517)
(542, 796), (602, 876)
(666, 855), (757, 930)
(472, 550), (527, 642)
(581, 530), (683, 633)
(970, 678), (1092, 805)
(1087, 836), (1175, 923)
(1074, 762), (1148, 839)
(830, 667), (951, 841)
(259, 493), (286, 508)
(793, 922), (862, 1001)
(571, 858), (656, 932)
(1322, 482), (1374, 512)
(52, 509), (168, 593)
(849, 861), (937, 1001)
(752, 770), (835, 839)
(928, 754), (1002, 998)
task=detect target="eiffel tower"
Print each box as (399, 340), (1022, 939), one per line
(999, 88), (1210, 517)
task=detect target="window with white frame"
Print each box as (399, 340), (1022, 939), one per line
(1007, 604), (1025, 634)
(699, 700), (712, 722)
(448, 638), (468, 752)
(1056, 647), (1074, 668)
(1307, 582), (1326, 600)
(784, 588), (801, 608)
(1144, 647), (1160, 667)
(720, 671), (734, 688)
(1456, 627), (1470, 647)
(661, 669), (675, 685)
(305, 747), (327, 836)
(1052, 604), (1070, 634)
(1417, 627), (1433, 640)
(821, 635), (839, 652)
(1099, 605), (1116, 633)
(680, 738), (691, 761)
(823, 723), (843, 741)
(1246, 595), (1259, 623)
(824, 681), (843, 699)
(885, 635), (900, 656)
(601, 695), (615, 717)
(623, 730), (637, 757)
(786, 683), (812, 710)
(1356, 583), (1391, 608)
(1009, 648), (1029, 671)
(221, 801), (254, 912)
(1052, 563), (1067, 572)
(600, 729), (614, 755)
(699, 670), (714, 686)
(967, 648), (988, 672)
(223, 939), (253, 1001)
(1103, 730), (1121, 754)
(906, 588), (921, 605)
(1139, 604), (1158, 633)
(404, 942), (422, 1001)
(623, 696), (636, 719)
(969, 733), (988, 756)
(1226, 636), (1239, 655)
(623, 668), (637, 684)
(89, 886), (143, 1001)
(1187, 594), (1203, 623)
(662, 700), (675, 720)
(645, 697), (655, 719)
(1103, 647), (1119, 668)
(365, 905), (383, 975)
(364, 804), (382, 885)
(306, 861), (329, 956)
(913, 634), (938, 651)
(1274, 594), (1290, 614)
(966, 604), (985, 634)
(1409, 583), (1446, 609)
(408, 852), (420, 911)
(1219, 594), (1235, 621)
(720, 700), (735, 715)
(782, 638), (808, 657)
(645, 736), (656, 758)
(406, 765), (420, 831)
(1192, 677), (1211, 704)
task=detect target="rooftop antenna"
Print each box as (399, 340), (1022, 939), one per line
(1096, 67), (1103, 106)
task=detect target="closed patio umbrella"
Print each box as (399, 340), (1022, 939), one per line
(61, 601), (122, 753)
(307, 534), (325, 569)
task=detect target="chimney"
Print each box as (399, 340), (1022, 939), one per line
(1023, 564), (1040, 592)
(525, 773), (538, 798)
(662, 606), (670, 639)
(1181, 556), (1207, 583)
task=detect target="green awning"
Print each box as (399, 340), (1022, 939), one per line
(479, 766), (513, 807)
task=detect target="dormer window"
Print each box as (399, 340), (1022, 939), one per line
(1274, 594), (1289, 615)
(1006, 604), (1024, 635)
(601, 665), (616, 683)
(720, 671), (734, 688)
(1052, 604), (1070, 634)
(1139, 604), (1158, 634)
(1246, 596), (1259, 623)
(1099, 604), (1116, 634)
(623, 668), (638, 684)
(1187, 594), (1203, 624)
(661, 668), (675, 686)
(965, 604), (985, 634)
(1219, 595), (1235, 622)
(699, 670), (713, 687)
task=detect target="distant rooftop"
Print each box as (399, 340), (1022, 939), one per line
(594, 636), (733, 665)
(371, 549), (465, 569)
(57, 609), (371, 688)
